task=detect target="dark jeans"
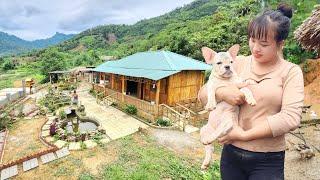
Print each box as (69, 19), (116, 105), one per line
(220, 144), (285, 180)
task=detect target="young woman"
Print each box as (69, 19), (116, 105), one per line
(71, 90), (79, 105)
(198, 4), (304, 180)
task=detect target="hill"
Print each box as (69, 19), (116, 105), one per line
(0, 0), (318, 88)
(0, 32), (75, 56)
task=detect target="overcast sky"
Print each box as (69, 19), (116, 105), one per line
(0, 0), (194, 41)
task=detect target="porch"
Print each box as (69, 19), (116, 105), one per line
(92, 83), (209, 130)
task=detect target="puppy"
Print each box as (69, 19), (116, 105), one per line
(199, 44), (256, 170)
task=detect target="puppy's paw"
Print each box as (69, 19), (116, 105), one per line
(205, 103), (216, 111)
(201, 161), (210, 170)
(246, 96), (256, 106)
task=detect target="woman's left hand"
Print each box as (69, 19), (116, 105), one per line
(218, 125), (248, 145)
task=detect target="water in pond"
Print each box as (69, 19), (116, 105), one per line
(64, 119), (97, 133)
(63, 107), (98, 133)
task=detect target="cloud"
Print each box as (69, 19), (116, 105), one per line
(0, 0), (194, 40)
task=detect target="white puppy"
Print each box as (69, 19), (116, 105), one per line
(199, 44), (256, 170)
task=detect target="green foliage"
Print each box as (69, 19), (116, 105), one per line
(39, 48), (67, 82)
(59, 110), (67, 120)
(2, 60), (15, 70)
(92, 132), (103, 145)
(110, 102), (117, 107)
(80, 141), (87, 150)
(124, 104), (137, 115)
(79, 172), (95, 180)
(156, 118), (172, 127)
(0, 113), (12, 130)
(1, 0), (318, 90)
(89, 89), (97, 97)
(101, 135), (220, 179)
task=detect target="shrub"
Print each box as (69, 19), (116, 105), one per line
(156, 118), (172, 127)
(124, 104), (137, 115)
(0, 113), (11, 130)
(59, 110), (67, 120)
(2, 60), (15, 71)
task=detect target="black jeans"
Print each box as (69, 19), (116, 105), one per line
(220, 144), (285, 180)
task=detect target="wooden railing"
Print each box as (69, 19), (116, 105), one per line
(103, 92), (117, 106)
(123, 94), (157, 115)
(175, 103), (197, 124)
(100, 90), (158, 116)
(177, 97), (203, 112)
(158, 104), (187, 131)
(175, 97), (209, 126)
(90, 85), (207, 129)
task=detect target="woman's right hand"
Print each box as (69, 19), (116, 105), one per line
(216, 84), (246, 106)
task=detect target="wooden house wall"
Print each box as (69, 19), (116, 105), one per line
(167, 70), (204, 106)
(159, 78), (167, 104)
(95, 70), (204, 106)
(112, 75), (123, 92)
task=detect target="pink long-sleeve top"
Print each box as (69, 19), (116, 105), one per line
(231, 55), (304, 152)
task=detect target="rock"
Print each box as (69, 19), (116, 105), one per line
(98, 127), (106, 134)
(100, 138), (110, 144)
(23, 104), (39, 116)
(54, 140), (67, 148)
(84, 140), (97, 149)
(68, 142), (81, 150)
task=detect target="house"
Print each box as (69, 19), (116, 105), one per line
(91, 50), (211, 124)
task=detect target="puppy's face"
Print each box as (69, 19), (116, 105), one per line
(201, 44), (240, 78)
(212, 52), (234, 78)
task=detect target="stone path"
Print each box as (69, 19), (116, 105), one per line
(0, 131), (8, 163)
(0, 148), (70, 179)
(77, 83), (149, 141)
(1, 165), (18, 180)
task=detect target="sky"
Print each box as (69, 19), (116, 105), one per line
(0, 0), (194, 41)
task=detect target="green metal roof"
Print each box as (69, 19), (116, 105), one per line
(93, 51), (211, 80)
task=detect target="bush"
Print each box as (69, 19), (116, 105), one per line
(0, 113), (11, 130)
(2, 60), (15, 71)
(59, 110), (67, 120)
(156, 118), (172, 127)
(110, 102), (117, 107)
(124, 104), (137, 115)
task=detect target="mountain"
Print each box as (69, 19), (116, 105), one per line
(1, 0), (318, 88)
(57, 0), (224, 54)
(56, 0), (318, 63)
(0, 32), (75, 56)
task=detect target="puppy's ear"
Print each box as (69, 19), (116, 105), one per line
(228, 44), (240, 59)
(201, 47), (216, 64)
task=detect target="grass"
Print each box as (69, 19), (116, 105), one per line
(97, 134), (221, 180)
(0, 67), (44, 89)
(14, 130), (221, 179)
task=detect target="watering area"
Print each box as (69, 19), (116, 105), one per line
(61, 107), (99, 133)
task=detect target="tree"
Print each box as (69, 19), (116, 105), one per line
(40, 48), (66, 82)
(2, 60), (15, 71)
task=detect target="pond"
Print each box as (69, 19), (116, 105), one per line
(61, 107), (99, 133)
(62, 119), (98, 133)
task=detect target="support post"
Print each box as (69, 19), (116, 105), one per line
(121, 76), (125, 102)
(155, 80), (161, 105)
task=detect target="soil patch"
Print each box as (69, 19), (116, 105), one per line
(2, 116), (47, 163)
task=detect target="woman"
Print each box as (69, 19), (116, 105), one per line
(198, 4), (304, 180)
(71, 90), (79, 105)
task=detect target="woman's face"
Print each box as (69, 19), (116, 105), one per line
(249, 30), (282, 63)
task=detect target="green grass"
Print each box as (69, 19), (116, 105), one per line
(0, 67), (44, 89)
(96, 134), (221, 180)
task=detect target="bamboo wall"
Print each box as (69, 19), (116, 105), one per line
(94, 70), (204, 106)
(167, 70), (204, 106)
